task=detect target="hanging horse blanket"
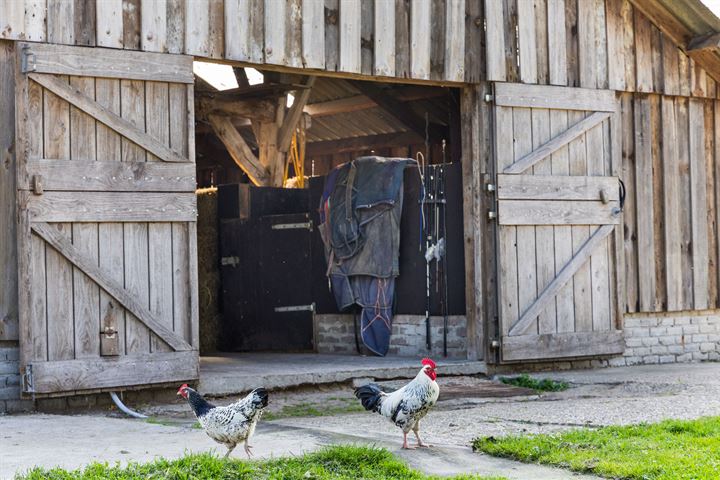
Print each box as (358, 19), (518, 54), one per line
(319, 156), (414, 356)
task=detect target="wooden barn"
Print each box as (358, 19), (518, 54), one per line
(1, 0), (720, 411)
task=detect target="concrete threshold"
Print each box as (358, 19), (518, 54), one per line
(198, 353), (486, 396)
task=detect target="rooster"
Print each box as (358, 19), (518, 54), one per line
(177, 384), (269, 458)
(354, 358), (439, 449)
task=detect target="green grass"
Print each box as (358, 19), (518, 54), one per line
(472, 416), (720, 480)
(263, 399), (366, 421)
(17, 445), (505, 480)
(499, 374), (569, 392)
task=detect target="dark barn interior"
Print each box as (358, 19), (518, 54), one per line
(193, 68), (465, 356)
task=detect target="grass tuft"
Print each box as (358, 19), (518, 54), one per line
(472, 416), (720, 480)
(499, 374), (569, 392)
(17, 445), (505, 480)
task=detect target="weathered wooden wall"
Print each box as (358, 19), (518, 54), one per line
(621, 92), (720, 314)
(0, 0), (482, 84)
(0, 40), (17, 341)
(485, 0), (719, 99)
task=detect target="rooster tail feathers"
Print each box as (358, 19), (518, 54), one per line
(250, 387), (269, 408)
(354, 384), (384, 412)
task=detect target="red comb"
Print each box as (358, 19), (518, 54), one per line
(421, 358), (436, 369)
(177, 383), (189, 392)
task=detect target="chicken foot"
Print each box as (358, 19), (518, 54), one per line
(413, 428), (432, 448)
(244, 440), (254, 458)
(224, 444), (237, 459)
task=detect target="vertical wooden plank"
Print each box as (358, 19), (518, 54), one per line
(690, 99), (709, 309)
(715, 101), (720, 309)
(662, 98), (681, 311)
(650, 95), (665, 310)
(166, 0), (186, 53)
(513, 107), (537, 335)
(650, 25), (663, 95)
(430, 0), (446, 81)
(569, 110), (591, 330)
(662, 35), (679, 96)
(634, 95), (656, 311)
(360, 0), (374, 75)
(565, 0), (578, 87)
(97, 0), (124, 48)
(620, 93), (637, 312)
(691, 59), (707, 98)
(532, 108), (556, 334)
(265, 0), (287, 65)
(303, 0), (326, 69)
(444, 0), (464, 82)
(634, 10), (653, 93)
(24, 0), (47, 42)
(172, 223), (191, 343)
(325, 0), (340, 71)
(609, 100), (625, 326)
(47, 0), (74, 44)
(188, 220), (200, 349)
(621, 0), (635, 92)
(464, 0), (483, 83)
(678, 49), (691, 97)
(394, 0), (410, 77)
(185, 0), (209, 56)
(141, 0), (167, 52)
(496, 106), (518, 338)
(586, 120), (611, 331)
(549, 109), (575, 330)
(605, 0), (625, 91)
(122, 0), (141, 50)
(374, 0), (395, 76)
(145, 80), (173, 352)
(546, 0), (567, 86)
(0, 41), (17, 341)
(503, 0), (519, 82)
(484, 0), (506, 81)
(594, 0), (607, 89)
(96, 76), (123, 357)
(120, 79), (145, 163)
(74, 0), (96, 46)
(124, 222), (150, 354)
(30, 231), (48, 360)
(705, 101), (717, 308)
(2, 1), (26, 40)
(577, 0), (596, 88)
(70, 75), (100, 359)
(410, 0), (431, 79)
(207, 0), (224, 58)
(286, 0), (303, 68)
(517, 0), (538, 84)
(534, 0), (548, 85)
(169, 84), (189, 159)
(676, 98), (693, 310)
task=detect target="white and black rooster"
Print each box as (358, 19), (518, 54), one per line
(177, 384), (268, 458)
(354, 358), (439, 449)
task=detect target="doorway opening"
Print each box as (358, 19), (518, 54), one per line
(191, 65), (480, 392)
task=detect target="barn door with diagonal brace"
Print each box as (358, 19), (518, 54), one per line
(15, 43), (199, 395)
(491, 83), (625, 362)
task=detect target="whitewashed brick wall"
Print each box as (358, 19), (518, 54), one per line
(315, 314), (468, 358)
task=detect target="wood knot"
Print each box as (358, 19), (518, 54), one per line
(325, 8), (338, 25)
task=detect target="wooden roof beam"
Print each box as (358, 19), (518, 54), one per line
(348, 80), (448, 143)
(196, 97), (276, 122)
(305, 87), (447, 117)
(208, 115), (270, 186)
(688, 31), (720, 52)
(306, 131), (423, 156)
(277, 76), (317, 152)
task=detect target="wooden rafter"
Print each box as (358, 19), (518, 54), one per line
(277, 76), (317, 152)
(688, 32), (720, 52)
(304, 87), (447, 117)
(196, 96), (276, 122)
(29, 73), (188, 163)
(208, 115), (270, 186)
(31, 222), (193, 352)
(348, 80), (448, 143)
(306, 131), (423, 156)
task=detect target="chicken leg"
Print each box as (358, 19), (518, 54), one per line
(402, 432), (417, 449)
(413, 426), (431, 448)
(244, 440), (254, 458)
(224, 444), (237, 459)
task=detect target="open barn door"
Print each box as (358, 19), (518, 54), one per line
(491, 83), (624, 362)
(14, 43), (198, 395)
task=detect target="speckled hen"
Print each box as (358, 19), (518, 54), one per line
(354, 358), (440, 449)
(177, 384), (268, 458)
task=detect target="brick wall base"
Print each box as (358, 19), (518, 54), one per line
(0, 341), (24, 413)
(315, 314), (468, 358)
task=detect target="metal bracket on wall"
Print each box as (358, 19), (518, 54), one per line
(275, 303), (315, 313)
(21, 46), (36, 73)
(271, 221), (313, 231)
(220, 256), (240, 267)
(21, 365), (34, 394)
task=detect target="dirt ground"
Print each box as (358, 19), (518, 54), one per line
(4, 362), (720, 479)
